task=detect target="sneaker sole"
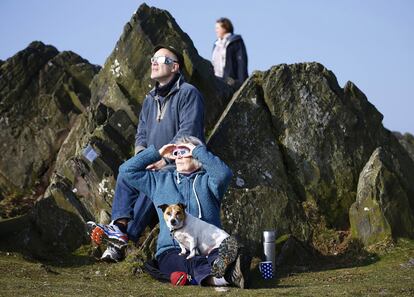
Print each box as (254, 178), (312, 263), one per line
(100, 253), (120, 263)
(237, 252), (252, 289)
(211, 236), (239, 278)
(224, 251), (252, 289)
(86, 221), (127, 249)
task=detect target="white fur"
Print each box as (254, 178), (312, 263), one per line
(166, 211), (229, 259)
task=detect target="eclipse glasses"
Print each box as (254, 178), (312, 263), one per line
(172, 146), (191, 158)
(151, 56), (178, 65)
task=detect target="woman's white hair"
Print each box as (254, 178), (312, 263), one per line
(174, 135), (203, 168)
(174, 135), (203, 146)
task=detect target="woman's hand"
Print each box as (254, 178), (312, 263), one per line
(158, 144), (176, 159)
(146, 144), (176, 171)
(178, 143), (196, 158)
(157, 143), (197, 163)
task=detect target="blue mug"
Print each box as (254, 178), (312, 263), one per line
(259, 261), (274, 280)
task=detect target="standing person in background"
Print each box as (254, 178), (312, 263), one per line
(212, 17), (248, 89)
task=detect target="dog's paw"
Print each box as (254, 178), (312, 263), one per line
(178, 252), (185, 256)
(186, 254), (195, 260)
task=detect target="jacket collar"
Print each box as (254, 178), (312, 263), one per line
(214, 34), (241, 49)
(149, 73), (185, 99)
(175, 168), (205, 182)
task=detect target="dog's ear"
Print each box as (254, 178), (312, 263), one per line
(177, 203), (187, 210)
(158, 204), (169, 212)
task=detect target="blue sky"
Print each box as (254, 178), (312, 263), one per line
(1, 0), (413, 134)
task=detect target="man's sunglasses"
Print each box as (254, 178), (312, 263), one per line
(150, 56), (178, 65)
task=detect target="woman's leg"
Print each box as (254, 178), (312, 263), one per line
(157, 249), (223, 286)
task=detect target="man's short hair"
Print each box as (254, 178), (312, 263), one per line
(216, 17), (234, 34)
(153, 44), (184, 69)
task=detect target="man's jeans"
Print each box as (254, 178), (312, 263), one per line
(111, 172), (158, 242)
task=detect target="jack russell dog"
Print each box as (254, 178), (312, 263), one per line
(158, 203), (236, 260)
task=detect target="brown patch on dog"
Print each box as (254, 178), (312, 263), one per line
(159, 204), (186, 225)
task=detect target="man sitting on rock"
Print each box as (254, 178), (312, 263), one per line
(88, 45), (205, 262)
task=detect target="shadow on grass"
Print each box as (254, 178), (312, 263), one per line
(247, 237), (381, 289)
(0, 231), (97, 268)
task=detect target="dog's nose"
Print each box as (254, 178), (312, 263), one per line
(171, 219), (177, 226)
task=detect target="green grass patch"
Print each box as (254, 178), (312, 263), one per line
(0, 239), (413, 296)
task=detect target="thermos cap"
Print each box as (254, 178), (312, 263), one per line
(263, 230), (276, 242)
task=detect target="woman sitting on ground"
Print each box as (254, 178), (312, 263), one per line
(118, 135), (249, 288)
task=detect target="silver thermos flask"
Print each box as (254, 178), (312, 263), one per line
(263, 230), (276, 271)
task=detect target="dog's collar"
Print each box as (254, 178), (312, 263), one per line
(169, 225), (184, 234)
(169, 220), (186, 236)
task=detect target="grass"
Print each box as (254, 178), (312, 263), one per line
(0, 239), (413, 297)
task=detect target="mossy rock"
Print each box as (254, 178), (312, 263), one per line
(0, 41), (99, 217)
(350, 147), (414, 246)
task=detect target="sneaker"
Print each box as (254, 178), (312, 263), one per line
(211, 236), (239, 278)
(224, 250), (251, 289)
(86, 221), (128, 248)
(170, 271), (197, 286)
(100, 244), (125, 262)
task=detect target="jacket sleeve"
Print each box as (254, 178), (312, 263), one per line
(118, 145), (161, 199)
(192, 145), (233, 201)
(135, 97), (149, 151)
(235, 39), (248, 83)
(171, 87), (205, 144)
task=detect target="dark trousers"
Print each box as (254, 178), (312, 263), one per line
(111, 172), (158, 242)
(157, 248), (219, 285)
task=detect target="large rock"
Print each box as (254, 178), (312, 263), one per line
(0, 41), (99, 218)
(393, 132), (414, 162)
(209, 62), (414, 256)
(349, 147), (414, 245)
(208, 77), (310, 256)
(209, 63), (383, 232)
(259, 63), (390, 228)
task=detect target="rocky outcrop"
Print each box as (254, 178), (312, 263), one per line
(210, 63), (384, 232)
(209, 63), (414, 256)
(260, 64), (389, 228)
(47, 3), (233, 224)
(393, 132), (414, 162)
(0, 41), (99, 218)
(349, 147), (414, 245)
(208, 77), (310, 256)
(2, 5), (413, 260)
